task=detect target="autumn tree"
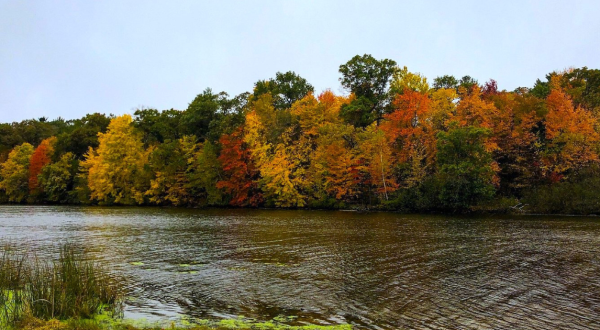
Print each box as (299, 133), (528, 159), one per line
(429, 88), (458, 130)
(542, 77), (599, 180)
(217, 127), (262, 207)
(452, 85), (499, 135)
(389, 66), (430, 95)
(28, 136), (56, 195)
(80, 115), (151, 205)
(381, 90), (437, 188)
(485, 91), (542, 194)
(309, 123), (360, 204)
(356, 125), (397, 201)
(0, 143), (35, 202)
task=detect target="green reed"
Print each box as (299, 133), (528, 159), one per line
(0, 242), (124, 327)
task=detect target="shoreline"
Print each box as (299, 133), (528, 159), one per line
(1, 202), (599, 217)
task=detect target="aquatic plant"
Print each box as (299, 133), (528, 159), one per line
(0, 242), (125, 327)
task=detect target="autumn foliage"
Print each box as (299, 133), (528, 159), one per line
(217, 128), (263, 207)
(28, 137), (56, 192)
(2, 60), (600, 213)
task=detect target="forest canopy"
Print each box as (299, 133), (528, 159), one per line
(2, 57), (600, 213)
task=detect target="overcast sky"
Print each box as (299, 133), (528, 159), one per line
(1, 0), (599, 123)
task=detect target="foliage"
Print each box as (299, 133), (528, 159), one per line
(0, 143), (35, 203)
(339, 54), (398, 127)
(1, 60), (600, 213)
(253, 71), (314, 110)
(188, 140), (224, 206)
(133, 108), (183, 145)
(145, 137), (196, 206)
(217, 128), (262, 207)
(523, 165), (600, 215)
(80, 115), (150, 205)
(436, 125), (496, 211)
(389, 66), (430, 95)
(28, 137), (56, 198)
(433, 75), (458, 90)
(53, 114), (112, 160)
(38, 153), (77, 203)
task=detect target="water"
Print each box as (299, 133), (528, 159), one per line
(1, 205), (600, 329)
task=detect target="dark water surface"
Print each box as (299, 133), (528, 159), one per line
(1, 206), (600, 329)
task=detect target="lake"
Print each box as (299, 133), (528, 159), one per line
(1, 205), (599, 329)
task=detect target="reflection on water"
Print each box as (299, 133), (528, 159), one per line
(1, 205), (600, 329)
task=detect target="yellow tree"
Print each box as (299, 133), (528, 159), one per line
(0, 143), (35, 202)
(245, 91), (352, 207)
(356, 124), (397, 201)
(81, 114), (151, 205)
(429, 88), (458, 131)
(389, 66), (430, 95)
(244, 94), (304, 207)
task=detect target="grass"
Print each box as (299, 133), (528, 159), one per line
(0, 242), (125, 328)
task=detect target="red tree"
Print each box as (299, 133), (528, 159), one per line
(216, 128), (263, 207)
(29, 137), (55, 192)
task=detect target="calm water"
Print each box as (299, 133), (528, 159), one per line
(1, 206), (599, 329)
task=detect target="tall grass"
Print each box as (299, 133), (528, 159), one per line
(0, 242), (124, 328)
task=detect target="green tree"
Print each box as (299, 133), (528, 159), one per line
(38, 152), (77, 203)
(181, 89), (248, 143)
(339, 54), (398, 127)
(436, 125), (496, 211)
(188, 140), (224, 206)
(133, 108), (183, 145)
(145, 137), (194, 206)
(53, 113), (113, 159)
(562, 67), (600, 115)
(433, 75), (458, 90)
(0, 143), (35, 202)
(458, 75), (479, 92)
(253, 71), (314, 110)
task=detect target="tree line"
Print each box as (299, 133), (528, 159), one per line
(2, 55), (600, 213)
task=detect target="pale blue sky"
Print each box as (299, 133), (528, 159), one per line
(1, 0), (599, 122)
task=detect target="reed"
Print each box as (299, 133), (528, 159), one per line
(0, 242), (124, 328)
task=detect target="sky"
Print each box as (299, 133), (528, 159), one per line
(1, 0), (599, 123)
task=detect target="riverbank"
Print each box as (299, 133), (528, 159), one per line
(14, 317), (352, 330)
